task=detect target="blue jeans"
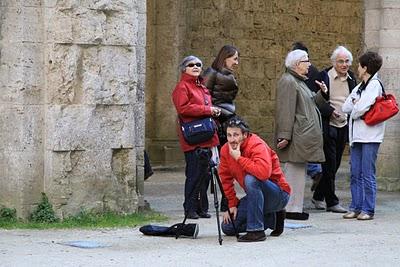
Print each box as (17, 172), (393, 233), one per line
(222, 175), (289, 235)
(307, 163), (322, 177)
(349, 142), (380, 215)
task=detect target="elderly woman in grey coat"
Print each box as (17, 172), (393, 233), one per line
(275, 49), (327, 220)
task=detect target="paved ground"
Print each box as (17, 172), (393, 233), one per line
(1, 168), (400, 267)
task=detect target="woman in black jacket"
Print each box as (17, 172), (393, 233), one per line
(202, 45), (240, 145)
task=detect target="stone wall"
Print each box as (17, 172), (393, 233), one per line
(0, 0), (146, 218)
(365, 0), (400, 190)
(146, 0), (364, 165)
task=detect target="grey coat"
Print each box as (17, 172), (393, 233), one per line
(275, 69), (326, 163)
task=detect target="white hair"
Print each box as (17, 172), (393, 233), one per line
(179, 55), (202, 72)
(330, 46), (353, 64)
(285, 49), (308, 69)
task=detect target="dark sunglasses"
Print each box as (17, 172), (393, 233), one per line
(226, 118), (249, 130)
(186, 62), (202, 68)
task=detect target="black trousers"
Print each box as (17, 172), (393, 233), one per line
(183, 150), (210, 214)
(313, 125), (348, 207)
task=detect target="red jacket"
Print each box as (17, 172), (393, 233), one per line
(172, 73), (219, 152)
(219, 133), (291, 208)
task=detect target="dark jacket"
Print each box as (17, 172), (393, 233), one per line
(202, 67), (238, 105)
(317, 67), (357, 133)
(305, 64), (320, 93)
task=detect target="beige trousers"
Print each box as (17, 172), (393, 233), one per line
(282, 162), (307, 213)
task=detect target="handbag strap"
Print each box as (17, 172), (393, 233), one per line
(178, 83), (210, 122)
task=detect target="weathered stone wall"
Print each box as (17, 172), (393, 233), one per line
(365, 0), (400, 190)
(0, 0), (146, 218)
(146, 0), (364, 165)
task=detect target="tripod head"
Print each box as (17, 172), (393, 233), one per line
(195, 147), (217, 168)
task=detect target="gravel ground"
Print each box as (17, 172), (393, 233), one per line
(1, 169), (400, 267)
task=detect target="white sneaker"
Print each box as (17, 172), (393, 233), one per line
(311, 198), (326, 210)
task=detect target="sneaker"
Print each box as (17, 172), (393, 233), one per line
(343, 211), (360, 219)
(326, 204), (347, 213)
(311, 198), (326, 210)
(237, 231), (266, 242)
(357, 212), (374, 220)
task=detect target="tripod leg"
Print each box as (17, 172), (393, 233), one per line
(213, 170), (239, 239)
(211, 166), (223, 245)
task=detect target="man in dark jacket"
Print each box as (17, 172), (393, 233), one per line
(312, 46), (357, 213)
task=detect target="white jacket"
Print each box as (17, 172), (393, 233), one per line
(342, 74), (385, 146)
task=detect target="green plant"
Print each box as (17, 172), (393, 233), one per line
(0, 207), (17, 222)
(29, 193), (59, 223)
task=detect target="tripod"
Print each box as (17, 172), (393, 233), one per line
(176, 147), (238, 245)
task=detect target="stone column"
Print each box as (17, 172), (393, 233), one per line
(0, 1), (45, 218)
(0, 1), (146, 218)
(365, 0), (400, 190)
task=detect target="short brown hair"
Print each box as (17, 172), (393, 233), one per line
(211, 45), (239, 71)
(359, 51), (383, 75)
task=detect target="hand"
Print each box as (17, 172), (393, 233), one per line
(277, 138), (289, 149)
(332, 109), (341, 119)
(228, 142), (241, 160)
(315, 80), (328, 94)
(222, 207), (237, 224)
(211, 106), (221, 117)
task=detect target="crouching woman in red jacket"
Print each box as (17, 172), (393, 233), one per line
(172, 55), (221, 219)
(219, 116), (291, 242)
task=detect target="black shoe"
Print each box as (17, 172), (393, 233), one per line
(237, 231), (266, 242)
(198, 212), (211, 218)
(186, 212), (199, 219)
(270, 209), (286, 237)
(285, 212), (309, 220)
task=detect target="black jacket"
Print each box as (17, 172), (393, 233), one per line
(202, 67), (238, 105)
(317, 67), (357, 133)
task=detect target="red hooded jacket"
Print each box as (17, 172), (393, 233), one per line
(219, 133), (291, 208)
(172, 73), (219, 152)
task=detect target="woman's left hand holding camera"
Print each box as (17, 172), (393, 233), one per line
(211, 106), (221, 117)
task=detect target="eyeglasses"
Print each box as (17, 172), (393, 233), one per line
(299, 60), (310, 63)
(336, 59), (350, 65)
(186, 62), (202, 68)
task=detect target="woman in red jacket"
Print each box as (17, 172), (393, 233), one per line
(172, 55), (221, 219)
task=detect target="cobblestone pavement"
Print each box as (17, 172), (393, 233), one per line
(1, 169), (400, 267)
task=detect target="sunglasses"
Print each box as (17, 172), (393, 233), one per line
(186, 62), (202, 68)
(226, 118), (249, 130)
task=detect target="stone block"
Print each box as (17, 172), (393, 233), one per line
(46, 104), (135, 151)
(45, 148), (138, 216)
(82, 0), (136, 11)
(379, 48), (400, 69)
(364, 0), (381, 9)
(379, 30), (400, 47)
(364, 30), (380, 50)
(381, 8), (400, 30)
(381, 0), (400, 9)
(379, 69), (400, 90)
(365, 9), (381, 31)
(136, 13), (146, 47)
(0, 149), (44, 218)
(103, 11), (138, 46)
(0, 104), (43, 151)
(45, 8), (74, 43)
(72, 8), (106, 44)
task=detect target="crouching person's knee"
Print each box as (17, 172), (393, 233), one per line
(244, 174), (259, 191)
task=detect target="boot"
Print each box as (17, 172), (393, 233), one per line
(285, 212), (309, 220)
(237, 231), (266, 242)
(270, 209), (286, 237)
